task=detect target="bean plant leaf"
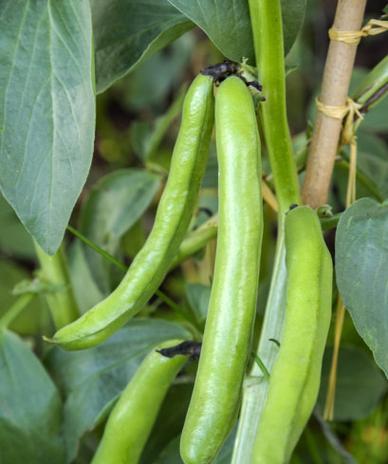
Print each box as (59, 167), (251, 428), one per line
(167, 0), (306, 64)
(0, 330), (64, 464)
(0, 0), (95, 255)
(318, 346), (387, 421)
(335, 198), (388, 377)
(91, 0), (193, 93)
(79, 169), (161, 294)
(46, 319), (190, 462)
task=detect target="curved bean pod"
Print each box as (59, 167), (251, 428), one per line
(49, 74), (214, 350)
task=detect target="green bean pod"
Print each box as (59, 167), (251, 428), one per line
(50, 74), (214, 350)
(253, 206), (333, 464)
(92, 340), (187, 464)
(180, 76), (263, 464)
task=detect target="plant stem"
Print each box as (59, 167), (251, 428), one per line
(249, 0), (300, 212)
(302, 0), (367, 207)
(170, 215), (217, 267)
(324, 296), (345, 420)
(34, 242), (79, 330)
(0, 294), (34, 329)
(353, 55), (388, 111)
(67, 225), (127, 272)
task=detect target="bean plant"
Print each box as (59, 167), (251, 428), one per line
(0, 1), (387, 463)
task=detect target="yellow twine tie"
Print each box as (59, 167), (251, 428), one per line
(329, 19), (388, 45)
(316, 97), (363, 202)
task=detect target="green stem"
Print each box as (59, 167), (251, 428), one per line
(144, 85), (187, 161)
(170, 215), (218, 267)
(0, 294), (34, 329)
(320, 213), (341, 231)
(34, 243), (79, 330)
(249, 0), (301, 212)
(67, 225), (127, 272)
(353, 55), (388, 111)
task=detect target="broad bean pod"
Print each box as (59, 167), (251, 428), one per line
(180, 76), (263, 464)
(50, 74), (214, 350)
(253, 206), (332, 463)
(92, 340), (186, 464)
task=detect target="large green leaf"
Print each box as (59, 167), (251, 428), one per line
(91, 0), (193, 93)
(0, 330), (64, 464)
(46, 319), (190, 462)
(335, 198), (388, 377)
(167, 0), (306, 63)
(79, 169), (161, 293)
(0, 0), (95, 254)
(318, 347), (387, 421)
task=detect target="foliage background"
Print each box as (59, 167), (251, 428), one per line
(0, 0), (387, 463)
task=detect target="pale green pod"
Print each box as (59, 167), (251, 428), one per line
(180, 76), (263, 464)
(253, 206), (332, 464)
(92, 340), (186, 464)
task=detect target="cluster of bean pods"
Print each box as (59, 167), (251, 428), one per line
(49, 71), (333, 463)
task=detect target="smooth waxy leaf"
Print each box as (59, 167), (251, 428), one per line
(79, 169), (161, 293)
(0, 0), (95, 254)
(318, 347), (387, 420)
(46, 319), (190, 462)
(335, 198), (388, 377)
(0, 330), (64, 464)
(167, 0), (306, 63)
(91, 0), (193, 93)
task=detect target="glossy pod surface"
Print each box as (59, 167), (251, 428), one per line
(180, 76), (263, 464)
(50, 74), (214, 350)
(92, 340), (186, 464)
(253, 206), (333, 463)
